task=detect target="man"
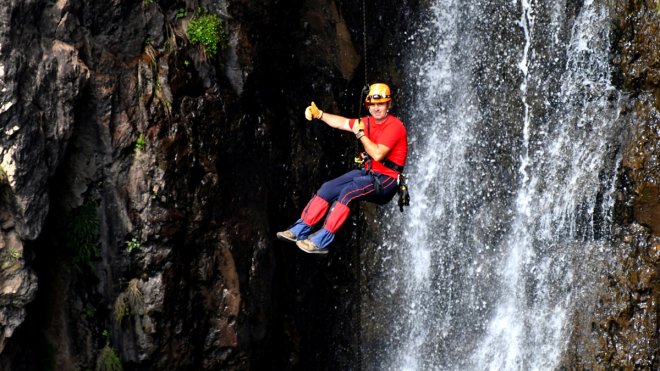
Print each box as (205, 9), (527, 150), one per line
(277, 83), (408, 254)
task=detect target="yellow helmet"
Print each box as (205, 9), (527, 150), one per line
(365, 83), (392, 104)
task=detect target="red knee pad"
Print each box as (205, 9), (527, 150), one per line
(301, 195), (329, 226)
(323, 202), (351, 233)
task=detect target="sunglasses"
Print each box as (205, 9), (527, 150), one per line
(366, 94), (391, 101)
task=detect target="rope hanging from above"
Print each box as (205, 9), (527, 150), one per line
(357, 0), (370, 118)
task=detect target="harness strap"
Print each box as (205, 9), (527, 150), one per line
(382, 159), (404, 173)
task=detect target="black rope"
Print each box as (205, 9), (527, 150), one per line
(355, 1), (368, 370)
(362, 0), (368, 89)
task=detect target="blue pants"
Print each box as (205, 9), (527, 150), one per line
(317, 169), (398, 206)
(290, 170), (399, 249)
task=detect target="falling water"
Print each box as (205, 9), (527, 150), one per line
(367, 1), (624, 370)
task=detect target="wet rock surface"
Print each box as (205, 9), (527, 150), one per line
(562, 1), (660, 369)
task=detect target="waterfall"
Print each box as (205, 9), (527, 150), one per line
(367, 1), (624, 370)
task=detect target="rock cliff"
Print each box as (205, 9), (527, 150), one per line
(563, 1), (660, 369)
(0, 0), (417, 369)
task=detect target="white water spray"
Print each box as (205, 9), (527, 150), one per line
(369, 1), (624, 370)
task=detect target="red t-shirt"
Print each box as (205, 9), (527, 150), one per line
(350, 115), (408, 179)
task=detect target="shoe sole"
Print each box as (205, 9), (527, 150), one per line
(276, 232), (298, 243)
(296, 241), (328, 255)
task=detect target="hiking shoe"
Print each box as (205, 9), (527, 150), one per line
(296, 239), (328, 255)
(276, 229), (298, 243)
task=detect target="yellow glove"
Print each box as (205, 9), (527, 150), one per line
(304, 102), (323, 121)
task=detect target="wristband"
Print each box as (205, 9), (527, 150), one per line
(356, 130), (365, 140)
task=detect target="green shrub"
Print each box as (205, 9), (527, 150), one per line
(65, 202), (99, 270)
(177, 7), (186, 19)
(113, 279), (145, 323)
(135, 133), (146, 152)
(188, 11), (228, 57)
(126, 236), (142, 254)
(113, 293), (129, 323)
(126, 279), (145, 314)
(84, 305), (96, 318)
(96, 344), (123, 371)
(2, 247), (21, 269)
(5, 247), (23, 265)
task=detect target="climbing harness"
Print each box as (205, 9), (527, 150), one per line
(354, 150), (370, 168)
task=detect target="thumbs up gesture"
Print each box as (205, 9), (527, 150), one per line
(304, 101), (323, 121)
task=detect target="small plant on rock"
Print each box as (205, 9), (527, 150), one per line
(126, 236), (142, 254)
(113, 294), (129, 323)
(187, 10), (228, 58)
(96, 343), (123, 371)
(177, 7), (186, 19)
(135, 133), (146, 153)
(126, 279), (145, 315)
(113, 279), (145, 323)
(2, 247), (21, 268)
(5, 248), (20, 263)
(84, 305), (96, 318)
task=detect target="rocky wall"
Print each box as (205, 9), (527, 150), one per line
(0, 0), (415, 369)
(563, 1), (660, 369)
